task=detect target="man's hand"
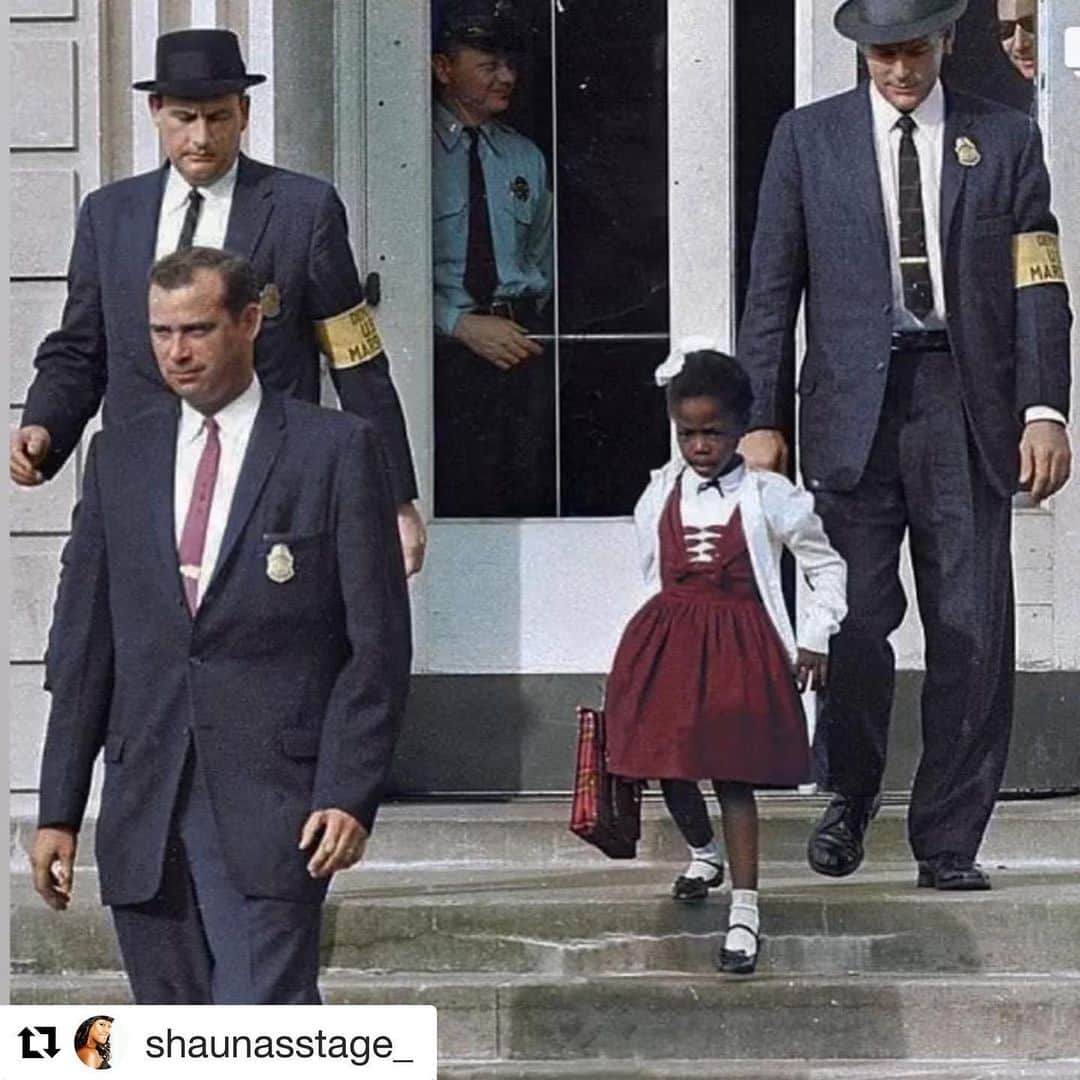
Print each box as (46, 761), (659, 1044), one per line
(1019, 421), (1072, 504)
(453, 313), (542, 371)
(738, 428), (788, 474)
(397, 502), (427, 577)
(10, 425), (51, 486)
(299, 808), (369, 879)
(794, 648), (828, 692)
(31, 826), (77, 911)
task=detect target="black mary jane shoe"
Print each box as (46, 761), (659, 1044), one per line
(807, 793), (882, 878)
(916, 854), (991, 891)
(715, 924), (761, 975)
(671, 859), (725, 903)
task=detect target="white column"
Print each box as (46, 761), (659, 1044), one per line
(131, 0), (160, 173)
(668, 0), (735, 348)
(247, 0), (275, 163)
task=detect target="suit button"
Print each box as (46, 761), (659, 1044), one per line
(809, 478), (821, 490)
(189, 657), (203, 667)
(876, 362), (886, 372)
(881, 303), (892, 315)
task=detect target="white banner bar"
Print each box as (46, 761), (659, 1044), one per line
(2, 1005), (437, 1078)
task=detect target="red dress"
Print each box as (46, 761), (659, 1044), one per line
(605, 482), (809, 785)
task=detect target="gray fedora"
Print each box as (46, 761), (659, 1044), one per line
(834, 0), (968, 45)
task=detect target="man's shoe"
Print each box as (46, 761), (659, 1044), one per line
(807, 793), (882, 878)
(916, 854), (991, 891)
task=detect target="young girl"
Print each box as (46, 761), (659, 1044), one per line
(604, 342), (847, 975)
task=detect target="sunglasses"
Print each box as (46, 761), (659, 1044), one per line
(997, 15), (1035, 40)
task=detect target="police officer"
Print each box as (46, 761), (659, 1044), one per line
(432, 0), (555, 517)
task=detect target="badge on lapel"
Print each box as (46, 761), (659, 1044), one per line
(266, 542), (295, 584)
(954, 136), (981, 168)
(260, 283), (282, 318)
(511, 176), (530, 202)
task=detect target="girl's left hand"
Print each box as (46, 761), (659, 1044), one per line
(794, 648), (828, 692)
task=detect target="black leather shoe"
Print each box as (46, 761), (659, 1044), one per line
(715, 924), (761, 975)
(916, 854), (991, 891)
(807, 793), (882, 878)
(671, 859), (724, 903)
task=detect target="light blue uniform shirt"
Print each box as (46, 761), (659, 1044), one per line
(432, 101), (553, 337)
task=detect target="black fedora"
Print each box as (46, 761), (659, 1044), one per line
(132, 29), (266, 97)
(834, 0), (968, 45)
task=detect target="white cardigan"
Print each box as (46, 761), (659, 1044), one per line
(633, 459), (848, 662)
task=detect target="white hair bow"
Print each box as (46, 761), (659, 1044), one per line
(654, 336), (725, 387)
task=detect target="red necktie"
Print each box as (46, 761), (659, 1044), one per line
(178, 417), (221, 614)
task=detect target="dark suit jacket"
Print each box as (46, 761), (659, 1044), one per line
(37, 392), (412, 906)
(738, 84), (1072, 497)
(22, 154), (418, 503)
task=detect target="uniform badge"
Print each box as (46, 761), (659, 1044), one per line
(954, 136), (981, 168)
(260, 283), (282, 318)
(511, 176), (530, 202)
(266, 542), (295, 584)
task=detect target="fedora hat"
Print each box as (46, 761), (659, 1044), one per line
(834, 0), (968, 45)
(132, 29), (266, 97)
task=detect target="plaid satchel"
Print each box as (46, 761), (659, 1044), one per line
(569, 706), (643, 859)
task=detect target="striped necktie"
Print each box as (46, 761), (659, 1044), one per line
(177, 417), (220, 614)
(896, 114), (933, 320)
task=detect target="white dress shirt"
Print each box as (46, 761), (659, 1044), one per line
(174, 375), (262, 605)
(869, 80), (947, 332)
(869, 81), (1063, 426)
(154, 159), (238, 259)
(679, 462), (745, 562)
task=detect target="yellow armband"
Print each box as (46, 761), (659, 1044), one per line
(314, 302), (384, 369)
(1013, 232), (1066, 288)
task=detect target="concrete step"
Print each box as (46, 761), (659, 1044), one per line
(12, 796), (1080, 870)
(12, 863), (1080, 977)
(11, 972), (1080, 1061)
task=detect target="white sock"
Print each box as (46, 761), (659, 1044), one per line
(682, 837), (724, 881)
(726, 889), (759, 956)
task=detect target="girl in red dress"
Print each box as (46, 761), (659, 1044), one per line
(605, 344), (847, 974)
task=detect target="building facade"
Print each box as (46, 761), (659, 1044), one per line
(9, 0), (1079, 813)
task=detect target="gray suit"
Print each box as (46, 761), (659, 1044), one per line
(738, 84), (1071, 859)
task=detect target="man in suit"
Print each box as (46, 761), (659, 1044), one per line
(9, 28), (426, 574)
(738, 0), (1072, 889)
(30, 247), (411, 1004)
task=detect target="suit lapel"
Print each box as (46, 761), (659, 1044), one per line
(142, 402), (188, 614)
(202, 392), (286, 603)
(126, 166), (170, 383)
(224, 154), (274, 260)
(846, 87), (891, 264)
(940, 91), (973, 255)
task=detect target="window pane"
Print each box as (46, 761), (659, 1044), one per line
(560, 339), (671, 517)
(554, 0), (669, 334)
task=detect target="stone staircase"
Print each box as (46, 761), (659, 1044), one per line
(10, 797), (1080, 1078)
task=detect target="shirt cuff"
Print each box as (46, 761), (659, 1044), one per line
(1024, 406), (1067, 426)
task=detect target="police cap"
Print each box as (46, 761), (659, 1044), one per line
(435, 0), (528, 55)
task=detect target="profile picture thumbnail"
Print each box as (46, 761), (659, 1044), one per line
(74, 1015), (113, 1070)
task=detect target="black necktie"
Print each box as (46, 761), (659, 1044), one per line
(697, 477), (723, 495)
(464, 128), (498, 309)
(896, 114), (933, 320)
(176, 187), (204, 251)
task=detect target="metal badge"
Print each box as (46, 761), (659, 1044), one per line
(266, 542), (295, 584)
(511, 175), (530, 201)
(260, 283), (282, 318)
(955, 136), (981, 168)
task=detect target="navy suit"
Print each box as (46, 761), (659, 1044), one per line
(738, 85), (1072, 860)
(22, 154), (418, 504)
(37, 392), (411, 1001)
